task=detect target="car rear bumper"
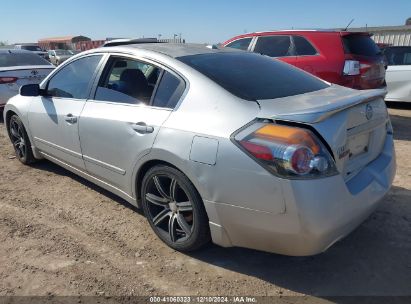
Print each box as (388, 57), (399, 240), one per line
(205, 134), (396, 256)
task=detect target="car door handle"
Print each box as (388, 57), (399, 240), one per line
(132, 122), (154, 134)
(65, 114), (77, 124)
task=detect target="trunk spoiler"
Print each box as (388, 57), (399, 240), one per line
(257, 85), (387, 124)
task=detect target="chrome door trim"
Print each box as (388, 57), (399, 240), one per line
(34, 137), (82, 158)
(82, 154), (126, 175)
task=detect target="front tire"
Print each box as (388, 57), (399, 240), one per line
(141, 165), (211, 252)
(8, 115), (36, 165)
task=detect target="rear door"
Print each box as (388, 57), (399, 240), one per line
(251, 35), (298, 66)
(28, 54), (103, 169)
(292, 35), (320, 74)
(384, 47), (411, 102)
(78, 54), (185, 195)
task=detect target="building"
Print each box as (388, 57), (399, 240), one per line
(38, 35), (91, 50)
(349, 19), (411, 46)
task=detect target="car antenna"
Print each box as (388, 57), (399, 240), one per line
(344, 19), (354, 31)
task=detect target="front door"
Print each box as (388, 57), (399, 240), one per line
(28, 54), (103, 169)
(79, 55), (185, 195)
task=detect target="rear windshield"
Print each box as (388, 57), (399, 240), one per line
(343, 35), (381, 56)
(0, 52), (52, 67)
(178, 52), (328, 100)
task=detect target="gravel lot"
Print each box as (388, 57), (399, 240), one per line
(0, 105), (410, 301)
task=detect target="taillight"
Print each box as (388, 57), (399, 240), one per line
(343, 60), (360, 76)
(233, 122), (337, 179)
(0, 77), (18, 84)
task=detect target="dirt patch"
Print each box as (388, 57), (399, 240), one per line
(0, 108), (410, 301)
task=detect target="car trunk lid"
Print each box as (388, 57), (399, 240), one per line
(257, 85), (389, 180)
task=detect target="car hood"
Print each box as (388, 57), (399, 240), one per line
(257, 85), (387, 123)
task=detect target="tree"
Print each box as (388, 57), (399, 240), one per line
(0, 41), (8, 46)
(406, 18), (411, 26)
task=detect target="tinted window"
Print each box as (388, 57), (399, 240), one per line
(22, 45), (42, 51)
(0, 52), (51, 67)
(47, 55), (102, 99)
(343, 35), (381, 56)
(254, 36), (292, 57)
(95, 57), (160, 104)
(225, 38), (252, 51)
(293, 36), (317, 55)
(384, 47), (411, 66)
(152, 71), (185, 108)
(178, 52), (328, 101)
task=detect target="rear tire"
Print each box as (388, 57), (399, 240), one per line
(141, 165), (211, 252)
(8, 115), (36, 165)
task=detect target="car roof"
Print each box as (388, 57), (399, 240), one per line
(99, 43), (242, 58)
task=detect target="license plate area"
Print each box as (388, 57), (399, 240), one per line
(348, 132), (370, 159)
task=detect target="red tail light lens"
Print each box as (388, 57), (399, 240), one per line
(0, 77), (18, 84)
(234, 122), (337, 179)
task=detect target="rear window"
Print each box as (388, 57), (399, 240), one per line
(178, 52), (328, 101)
(343, 35), (381, 56)
(0, 52), (51, 67)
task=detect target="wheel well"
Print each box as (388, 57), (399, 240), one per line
(135, 159), (179, 201)
(5, 110), (17, 134)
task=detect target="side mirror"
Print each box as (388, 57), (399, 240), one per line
(20, 84), (41, 97)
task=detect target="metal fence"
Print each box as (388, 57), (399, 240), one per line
(372, 32), (411, 46)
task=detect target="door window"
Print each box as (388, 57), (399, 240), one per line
(225, 38), (252, 51)
(384, 47), (411, 66)
(152, 71), (185, 108)
(293, 36), (317, 56)
(253, 36), (292, 57)
(47, 55), (102, 99)
(95, 57), (160, 104)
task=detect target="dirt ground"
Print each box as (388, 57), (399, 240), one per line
(0, 105), (410, 302)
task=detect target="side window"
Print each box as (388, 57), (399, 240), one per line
(384, 48), (411, 66)
(47, 55), (102, 99)
(152, 71), (185, 108)
(95, 56), (160, 104)
(225, 38), (252, 51)
(253, 36), (292, 57)
(293, 36), (317, 56)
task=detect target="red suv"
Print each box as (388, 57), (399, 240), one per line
(223, 30), (386, 90)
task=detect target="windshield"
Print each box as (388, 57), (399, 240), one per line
(178, 52), (328, 100)
(0, 52), (52, 67)
(55, 50), (72, 56)
(22, 45), (42, 52)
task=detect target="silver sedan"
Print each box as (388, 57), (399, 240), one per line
(3, 44), (396, 256)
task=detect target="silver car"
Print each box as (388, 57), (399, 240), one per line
(48, 49), (73, 66)
(0, 49), (54, 111)
(3, 44), (396, 256)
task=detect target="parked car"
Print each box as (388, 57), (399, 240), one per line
(223, 30), (386, 90)
(48, 49), (73, 66)
(383, 46), (411, 102)
(3, 44), (395, 256)
(14, 44), (49, 60)
(0, 49), (54, 111)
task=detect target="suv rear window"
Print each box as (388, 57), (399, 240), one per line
(178, 52), (328, 101)
(0, 52), (51, 67)
(342, 35), (381, 56)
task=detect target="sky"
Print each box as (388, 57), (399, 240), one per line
(1, 0), (410, 44)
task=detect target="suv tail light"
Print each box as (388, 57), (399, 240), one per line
(0, 77), (18, 84)
(343, 60), (360, 76)
(233, 122), (337, 179)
